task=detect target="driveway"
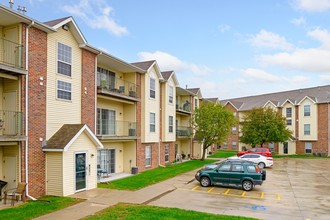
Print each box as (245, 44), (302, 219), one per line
(149, 158), (330, 220)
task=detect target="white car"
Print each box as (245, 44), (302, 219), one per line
(229, 154), (273, 168)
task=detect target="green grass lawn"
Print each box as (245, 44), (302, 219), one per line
(0, 196), (82, 220)
(98, 159), (214, 190)
(82, 203), (256, 220)
(208, 150), (238, 158)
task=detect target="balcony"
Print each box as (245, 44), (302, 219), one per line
(97, 120), (137, 140)
(0, 38), (26, 74)
(97, 76), (139, 102)
(0, 110), (25, 141)
(176, 100), (192, 114)
(176, 126), (192, 138)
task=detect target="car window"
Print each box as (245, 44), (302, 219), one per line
(242, 155), (250, 158)
(232, 164), (243, 172)
(249, 148), (256, 153)
(219, 164), (231, 172)
(250, 155), (259, 158)
(247, 165), (257, 173)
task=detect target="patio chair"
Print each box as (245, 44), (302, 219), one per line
(3, 182), (27, 206)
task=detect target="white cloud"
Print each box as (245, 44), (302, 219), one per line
(248, 30), (294, 51)
(291, 75), (310, 83)
(291, 17), (306, 26)
(307, 28), (330, 49)
(241, 68), (281, 82)
(294, 0), (330, 12)
(258, 48), (330, 73)
(320, 74), (330, 82)
(62, 0), (128, 36)
(218, 24), (230, 33)
(137, 51), (212, 76)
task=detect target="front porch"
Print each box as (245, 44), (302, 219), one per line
(98, 172), (132, 183)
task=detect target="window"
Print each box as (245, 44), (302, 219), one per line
(165, 144), (169, 162)
(286, 107), (292, 118)
(305, 142), (312, 154)
(57, 42), (72, 76)
(145, 146), (151, 166)
(150, 77), (156, 98)
(233, 112), (237, 117)
(169, 85), (173, 104)
(219, 164), (231, 172)
(150, 112), (156, 132)
(232, 141), (237, 149)
(223, 142), (227, 149)
(194, 98), (198, 109)
(169, 116), (173, 133)
(304, 124), (310, 135)
(57, 80), (71, 100)
(232, 127), (237, 134)
(304, 104), (311, 116)
(286, 119), (292, 126)
(97, 67), (115, 89)
(97, 108), (116, 135)
(232, 164), (243, 172)
(247, 165), (257, 173)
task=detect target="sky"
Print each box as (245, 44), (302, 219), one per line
(3, 0), (330, 99)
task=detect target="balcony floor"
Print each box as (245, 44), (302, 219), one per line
(0, 135), (26, 142)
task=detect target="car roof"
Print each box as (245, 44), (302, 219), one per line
(222, 159), (256, 164)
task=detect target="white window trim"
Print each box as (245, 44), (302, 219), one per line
(57, 42), (72, 77)
(165, 144), (169, 162)
(149, 76), (156, 99)
(305, 142), (312, 154)
(304, 124), (311, 135)
(168, 85), (173, 104)
(150, 112), (156, 132)
(304, 104), (311, 117)
(169, 116), (173, 133)
(57, 80), (72, 101)
(145, 146), (151, 167)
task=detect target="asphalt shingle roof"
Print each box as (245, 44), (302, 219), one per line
(131, 60), (155, 71)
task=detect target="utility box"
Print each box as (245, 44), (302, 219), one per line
(131, 166), (138, 174)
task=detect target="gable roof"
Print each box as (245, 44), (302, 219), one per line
(161, 71), (180, 86)
(220, 85), (330, 111)
(131, 60), (164, 80)
(205, 98), (219, 103)
(186, 88), (203, 99)
(44, 16), (87, 45)
(43, 124), (103, 152)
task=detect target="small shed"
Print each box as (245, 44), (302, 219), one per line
(43, 124), (103, 196)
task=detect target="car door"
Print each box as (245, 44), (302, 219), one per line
(229, 164), (244, 185)
(212, 163), (231, 184)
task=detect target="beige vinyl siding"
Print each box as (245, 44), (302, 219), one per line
(162, 79), (176, 142)
(278, 141), (296, 155)
(298, 99), (317, 141)
(282, 102), (295, 135)
(46, 152), (63, 196)
(63, 132), (97, 196)
(123, 142), (136, 172)
(3, 78), (20, 111)
(143, 68), (160, 143)
(46, 28), (82, 139)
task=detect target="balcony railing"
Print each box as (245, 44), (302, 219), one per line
(0, 38), (25, 69)
(176, 126), (192, 138)
(97, 75), (139, 99)
(0, 110), (24, 136)
(176, 100), (192, 113)
(97, 120), (137, 137)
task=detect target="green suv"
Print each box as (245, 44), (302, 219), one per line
(195, 159), (266, 191)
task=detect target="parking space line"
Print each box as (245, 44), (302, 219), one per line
(179, 186), (281, 200)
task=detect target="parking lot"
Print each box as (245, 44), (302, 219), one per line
(149, 158), (330, 220)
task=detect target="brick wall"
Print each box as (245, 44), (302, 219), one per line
(26, 26), (48, 197)
(81, 49), (96, 131)
(316, 103), (328, 154)
(224, 103), (239, 150)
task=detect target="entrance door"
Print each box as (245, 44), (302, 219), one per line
(283, 142), (288, 154)
(3, 26), (19, 66)
(3, 156), (17, 189)
(3, 91), (17, 135)
(75, 153), (86, 191)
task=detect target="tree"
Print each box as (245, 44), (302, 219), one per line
(193, 102), (237, 160)
(240, 107), (292, 147)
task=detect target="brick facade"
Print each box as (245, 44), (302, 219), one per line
(81, 49), (96, 131)
(224, 103), (239, 150)
(26, 26), (48, 197)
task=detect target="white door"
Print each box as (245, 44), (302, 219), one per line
(3, 91), (17, 135)
(3, 156), (17, 189)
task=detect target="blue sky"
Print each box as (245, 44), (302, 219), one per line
(3, 0), (330, 99)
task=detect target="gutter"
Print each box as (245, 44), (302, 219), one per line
(25, 21), (37, 201)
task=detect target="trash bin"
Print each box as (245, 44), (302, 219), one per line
(131, 166), (138, 174)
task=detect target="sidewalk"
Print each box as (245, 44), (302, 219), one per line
(34, 170), (198, 220)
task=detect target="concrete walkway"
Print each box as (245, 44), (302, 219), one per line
(34, 170), (197, 220)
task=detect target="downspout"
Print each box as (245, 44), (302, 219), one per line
(25, 21), (37, 200)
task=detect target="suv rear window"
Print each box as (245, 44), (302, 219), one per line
(246, 165), (257, 173)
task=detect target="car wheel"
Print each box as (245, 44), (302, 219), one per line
(242, 180), (253, 191)
(200, 177), (211, 187)
(258, 162), (265, 169)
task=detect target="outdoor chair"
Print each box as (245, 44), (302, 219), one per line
(3, 182), (27, 206)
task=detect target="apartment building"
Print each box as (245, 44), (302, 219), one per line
(0, 3), (213, 199)
(221, 85), (330, 156)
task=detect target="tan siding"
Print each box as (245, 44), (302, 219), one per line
(123, 142), (136, 172)
(298, 99), (318, 141)
(46, 153), (63, 196)
(46, 28), (82, 139)
(102, 142), (124, 173)
(3, 78), (20, 111)
(63, 132), (97, 196)
(3, 145), (20, 184)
